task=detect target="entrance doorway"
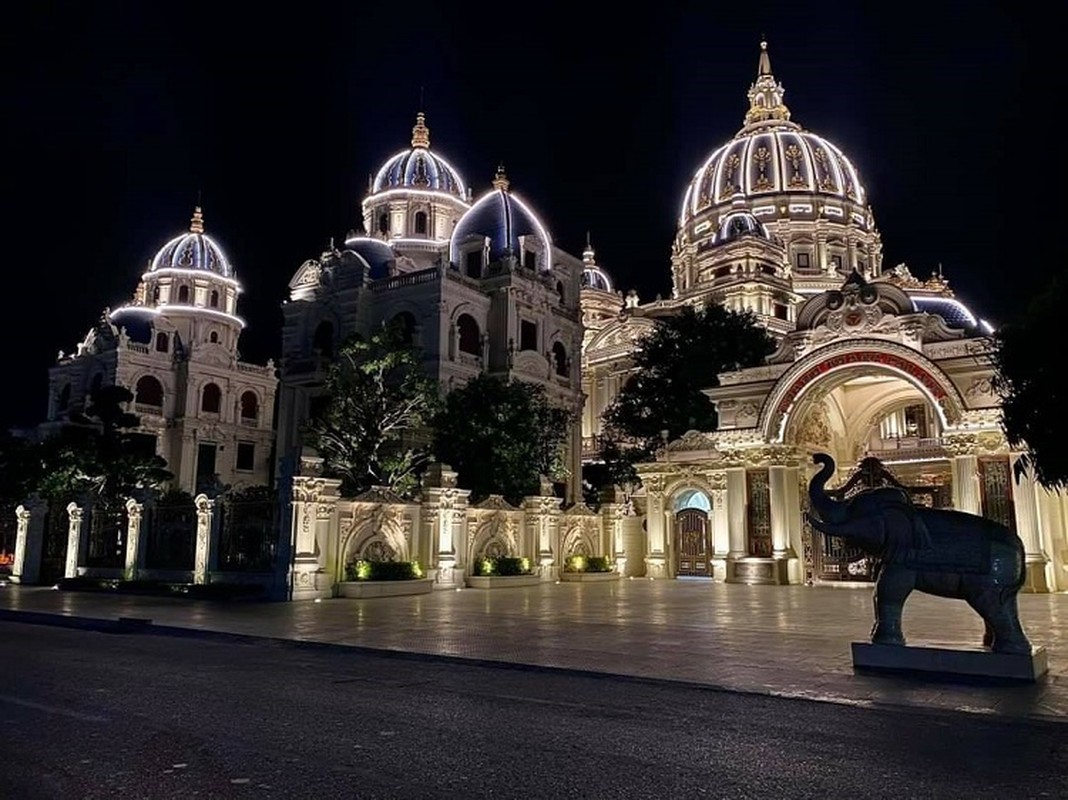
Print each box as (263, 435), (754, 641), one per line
(673, 489), (712, 578)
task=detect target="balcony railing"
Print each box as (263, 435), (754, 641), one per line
(866, 437), (947, 461)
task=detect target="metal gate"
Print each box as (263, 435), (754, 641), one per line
(675, 508), (710, 577)
(40, 501), (71, 584)
(0, 509), (15, 576)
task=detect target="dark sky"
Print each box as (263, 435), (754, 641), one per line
(7, 2), (1046, 429)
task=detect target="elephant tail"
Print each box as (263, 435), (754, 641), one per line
(999, 531), (1028, 605)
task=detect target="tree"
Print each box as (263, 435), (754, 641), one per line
(0, 430), (42, 507)
(431, 375), (573, 504)
(598, 303), (775, 487)
(304, 324), (439, 498)
(37, 385), (173, 503)
(991, 270), (1068, 490)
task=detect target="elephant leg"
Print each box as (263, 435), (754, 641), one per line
(969, 589), (1032, 655)
(871, 565), (913, 646)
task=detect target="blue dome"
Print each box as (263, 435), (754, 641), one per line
(449, 171), (553, 267)
(150, 207), (233, 278)
(108, 306), (156, 344)
(713, 211), (770, 245)
(371, 113), (467, 201)
(912, 296), (991, 332)
(582, 266), (613, 292)
(342, 235), (396, 280)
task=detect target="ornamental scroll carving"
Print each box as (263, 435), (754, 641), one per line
(943, 431), (1007, 456)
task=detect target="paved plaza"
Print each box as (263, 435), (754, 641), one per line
(2, 579), (1065, 720)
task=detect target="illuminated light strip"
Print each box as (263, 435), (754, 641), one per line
(110, 304), (246, 329)
(694, 221), (711, 233)
(822, 206), (844, 217)
(789, 204), (813, 213)
(364, 187), (471, 206)
(371, 148), (468, 199)
(373, 150), (411, 192)
(387, 237), (450, 246)
(816, 134), (845, 196)
(913, 297), (978, 327)
(836, 150), (865, 205)
(752, 205), (775, 216)
(150, 233), (234, 278)
(684, 143), (728, 220)
(449, 189), (553, 267)
(142, 268), (241, 288)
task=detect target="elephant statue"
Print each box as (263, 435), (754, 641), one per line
(806, 453), (1032, 655)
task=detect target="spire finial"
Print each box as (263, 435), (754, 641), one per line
(582, 232), (595, 264)
(190, 206), (204, 234)
(492, 163), (509, 191)
(411, 111), (430, 148)
(743, 38), (792, 129)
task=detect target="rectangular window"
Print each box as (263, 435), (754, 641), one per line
(796, 252), (810, 269)
(520, 320), (537, 351)
(236, 442), (255, 472)
(523, 250), (537, 270)
(831, 254), (843, 269)
(465, 250), (482, 278)
(774, 304), (788, 320)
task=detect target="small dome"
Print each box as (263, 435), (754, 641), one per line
(449, 167), (552, 267)
(580, 236), (613, 292)
(912, 296), (989, 331)
(341, 234), (396, 280)
(371, 112), (467, 201)
(108, 306), (156, 344)
(150, 207), (233, 278)
(713, 211), (770, 245)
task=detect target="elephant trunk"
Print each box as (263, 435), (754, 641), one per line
(808, 453), (847, 525)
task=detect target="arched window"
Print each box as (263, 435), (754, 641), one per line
(240, 391), (259, 422)
(152, 286), (160, 303)
(552, 342), (568, 377)
(135, 375), (164, 407)
(390, 312), (416, 346)
(312, 321), (334, 358)
(555, 281), (565, 304)
(414, 211), (428, 235)
(457, 314), (480, 356)
(155, 332), (169, 352)
(201, 383), (222, 414)
(56, 383), (71, 412)
(209, 331), (219, 344)
(378, 213), (390, 236)
(209, 290), (219, 308)
(177, 285), (190, 303)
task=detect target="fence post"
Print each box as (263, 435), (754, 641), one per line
(193, 494), (215, 585)
(123, 498), (145, 581)
(12, 503), (45, 584)
(65, 502), (85, 579)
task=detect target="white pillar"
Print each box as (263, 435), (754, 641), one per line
(422, 464), (470, 589)
(193, 494), (214, 585)
(12, 504), (44, 585)
(644, 480), (668, 579)
(726, 468), (747, 558)
(769, 466), (789, 557)
(64, 503), (84, 579)
(951, 455), (981, 514)
(1010, 456), (1054, 593)
(123, 498), (145, 581)
(710, 488), (729, 557)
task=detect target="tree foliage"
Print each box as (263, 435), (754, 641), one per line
(304, 324), (439, 498)
(598, 303), (776, 487)
(991, 271), (1068, 490)
(36, 385), (173, 504)
(0, 431), (42, 506)
(432, 374), (573, 505)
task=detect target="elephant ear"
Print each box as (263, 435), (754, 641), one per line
(879, 501), (930, 554)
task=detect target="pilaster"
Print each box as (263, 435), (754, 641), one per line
(726, 467), (747, 559)
(193, 494), (214, 585)
(11, 503), (45, 585)
(523, 490), (562, 581)
(950, 455), (981, 514)
(422, 463), (470, 590)
(1010, 456), (1054, 593)
(64, 502), (84, 579)
(643, 475), (668, 579)
(123, 498), (145, 581)
(289, 471), (342, 600)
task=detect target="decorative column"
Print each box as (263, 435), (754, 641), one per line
(523, 486), (562, 582)
(950, 455), (981, 514)
(601, 501), (626, 575)
(1010, 455), (1054, 593)
(726, 468), (748, 559)
(422, 463), (470, 590)
(123, 498), (145, 581)
(193, 494), (215, 585)
(709, 473), (729, 560)
(289, 471), (342, 600)
(784, 466), (803, 584)
(12, 503), (45, 585)
(769, 465), (789, 557)
(643, 475), (668, 579)
(64, 502), (85, 579)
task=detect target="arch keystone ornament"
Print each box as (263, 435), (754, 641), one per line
(806, 453), (1047, 682)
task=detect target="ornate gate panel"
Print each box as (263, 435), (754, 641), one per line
(746, 470), (772, 557)
(40, 501), (71, 584)
(675, 509), (710, 577)
(979, 456), (1016, 533)
(0, 510), (15, 576)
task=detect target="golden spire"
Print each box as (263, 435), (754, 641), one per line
(189, 206), (205, 234)
(583, 231), (595, 264)
(492, 163), (510, 191)
(743, 39), (792, 128)
(411, 111), (430, 148)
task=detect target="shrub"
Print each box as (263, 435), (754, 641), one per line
(471, 555), (533, 577)
(344, 559), (424, 582)
(563, 555), (615, 573)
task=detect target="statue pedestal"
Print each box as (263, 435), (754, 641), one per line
(851, 642), (1048, 683)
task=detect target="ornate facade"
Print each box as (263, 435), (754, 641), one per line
(581, 43), (1068, 593)
(44, 208), (278, 493)
(276, 115), (585, 501)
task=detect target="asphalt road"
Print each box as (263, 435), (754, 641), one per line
(0, 620), (1065, 800)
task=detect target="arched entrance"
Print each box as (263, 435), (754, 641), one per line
(673, 490), (711, 578)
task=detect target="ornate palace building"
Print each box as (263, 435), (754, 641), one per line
(44, 208), (278, 493)
(275, 114), (585, 501)
(581, 43), (1068, 593)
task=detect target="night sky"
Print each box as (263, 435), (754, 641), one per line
(7, 2), (1046, 430)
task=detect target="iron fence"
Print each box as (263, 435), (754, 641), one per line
(217, 495), (277, 572)
(145, 501), (197, 570)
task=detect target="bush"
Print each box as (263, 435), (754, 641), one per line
(344, 560), (424, 582)
(56, 576), (266, 601)
(471, 556), (533, 577)
(563, 555), (615, 573)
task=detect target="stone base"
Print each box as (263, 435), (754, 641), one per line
(338, 579), (434, 599)
(851, 641), (1049, 683)
(559, 572), (620, 583)
(726, 557), (789, 585)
